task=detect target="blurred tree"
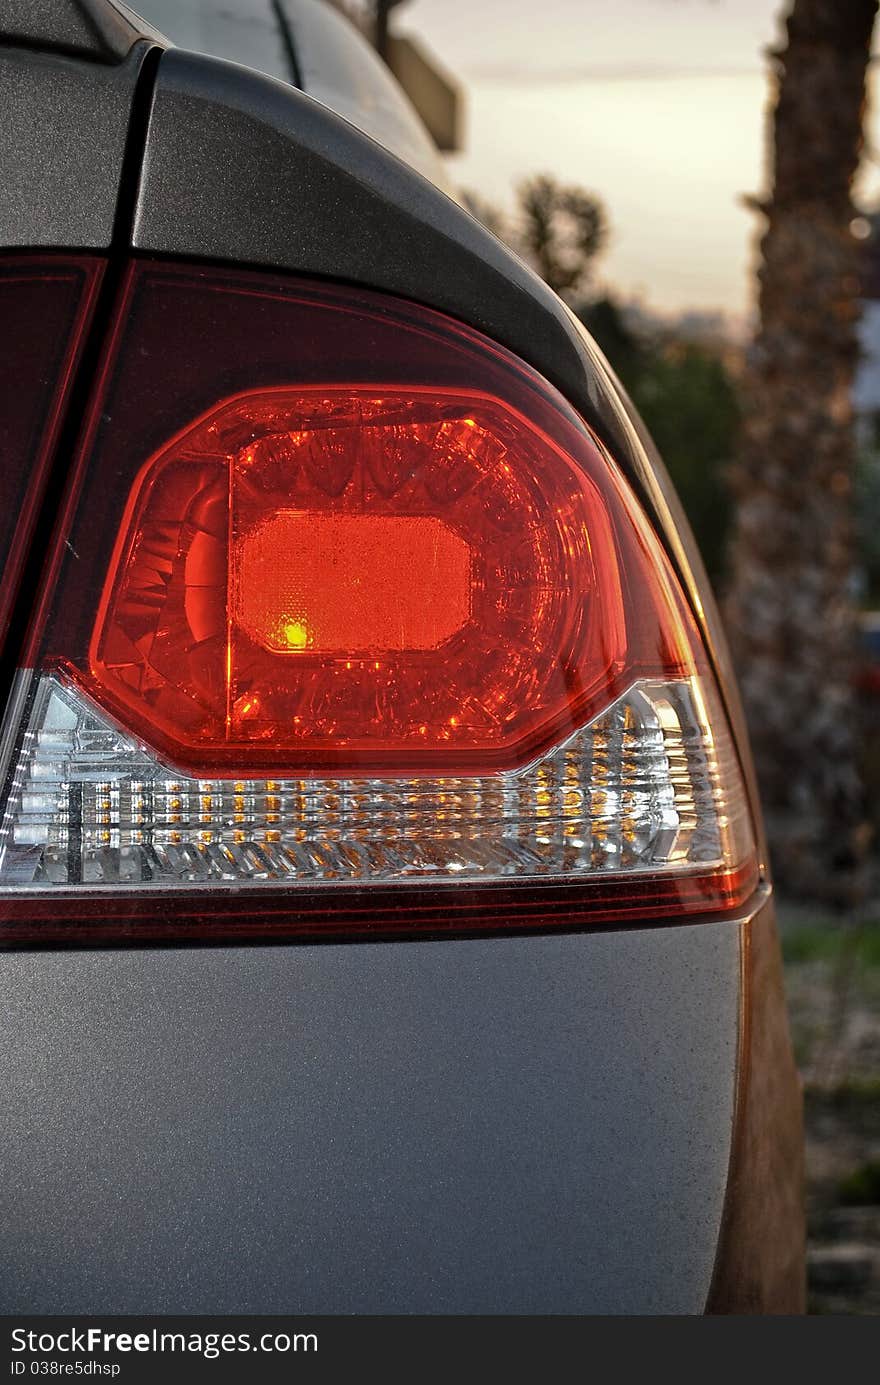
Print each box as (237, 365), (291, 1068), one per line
(725, 0), (878, 903)
(466, 192), (740, 580)
(584, 300), (738, 583)
(516, 174), (607, 301)
(462, 175), (607, 301)
(579, 295), (646, 388)
(631, 342), (739, 585)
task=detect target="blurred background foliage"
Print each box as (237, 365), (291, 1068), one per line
(583, 304), (740, 586)
(466, 174), (741, 586)
(468, 169), (880, 616)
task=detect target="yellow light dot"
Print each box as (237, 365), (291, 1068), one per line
(282, 620), (309, 649)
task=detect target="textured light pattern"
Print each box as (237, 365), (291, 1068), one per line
(0, 674), (750, 888)
(234, 512), (472, 653)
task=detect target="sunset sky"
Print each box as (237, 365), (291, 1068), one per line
(407, 0), (880, 323)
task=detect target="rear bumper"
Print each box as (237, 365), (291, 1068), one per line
(0, 895), (800, 1313)
(0, 917), (735, 1313)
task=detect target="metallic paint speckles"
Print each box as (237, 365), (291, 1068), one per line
(0, 921), (741, 1313)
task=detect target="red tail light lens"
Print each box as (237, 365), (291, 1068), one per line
(87, 380), (637, 775)
(0, 262), (758, 941)
(0, 255), (102, 651)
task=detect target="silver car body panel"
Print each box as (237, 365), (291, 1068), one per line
(0, 919), (742, 1314)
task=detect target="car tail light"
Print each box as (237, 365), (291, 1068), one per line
(0, 255), (102, 654)
(0, 262), (757, 942)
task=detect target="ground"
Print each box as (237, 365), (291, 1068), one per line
(780, 906), (880, 1313)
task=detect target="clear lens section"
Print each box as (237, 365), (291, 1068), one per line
(0, 674), (751, 888)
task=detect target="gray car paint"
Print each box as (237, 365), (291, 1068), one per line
(0, 918), (743, 1314)
(131, 0), (447, 186)
(132, 51), (598, 399)
(0, 41), (149, 249)
(0, 0), (152, 59)
(279, 0), (449, 186)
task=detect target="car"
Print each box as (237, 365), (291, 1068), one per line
(0, 0), (804, 1315)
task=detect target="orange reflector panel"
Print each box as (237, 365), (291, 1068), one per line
(234, 512), (472, 653)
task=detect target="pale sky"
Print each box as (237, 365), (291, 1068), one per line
(406, 0), (880, 323)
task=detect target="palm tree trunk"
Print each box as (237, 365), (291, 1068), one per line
(726, 0), (877, 904)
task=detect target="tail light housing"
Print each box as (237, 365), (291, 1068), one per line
(0, 255), (102, 654)
(0, 262), (757, 942)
